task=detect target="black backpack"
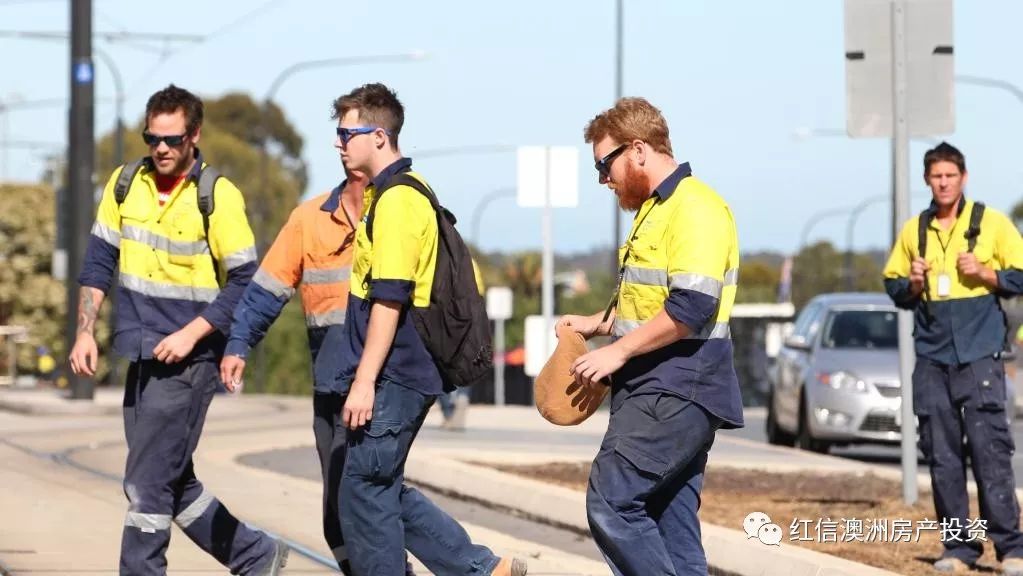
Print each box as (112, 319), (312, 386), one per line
(366, 173), (493, 391)
(114, 157), (222, 282)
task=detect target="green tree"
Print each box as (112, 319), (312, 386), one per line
(0, 184), (109, 376)
(791, 241), (883, 308)
(1011, 199), (1023, 229)
(736, 260), (780, 303)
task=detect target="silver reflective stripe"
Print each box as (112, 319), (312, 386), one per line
(623, 266), (668, 287)
(174, 490), (214, 529)
(91, 222), (121, 248)
(253, 268), (295, 299)
(120, 273), (219, 303)
(121, 224), (209, 256)
(685, 321), (731, 340)
(125, 511), (171, 533)
(223, 246), (257, 271)
(724, 267), (739, 286)
(306, 309), (347, 328)
(302, 267), (352, 285)
(669, 273), (723, 298)
(613, 318), (644, 338)
(614, 318), (730, 339)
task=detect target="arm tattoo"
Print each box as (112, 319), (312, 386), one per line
(77, 289), (98, 335)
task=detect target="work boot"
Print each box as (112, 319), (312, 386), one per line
(1003, 557), (1023, 576)
(490, 557), (528, 576)
(255, 538), (289, 576)
(933, 556), (969, 573)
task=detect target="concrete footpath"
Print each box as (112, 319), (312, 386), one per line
(0, 387), (906, 576)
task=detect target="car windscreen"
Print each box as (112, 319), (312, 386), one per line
(820, 309), (898, 350)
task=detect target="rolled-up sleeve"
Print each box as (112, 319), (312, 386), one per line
(367, 186), (431, 304)
(663, 197), (730, 332)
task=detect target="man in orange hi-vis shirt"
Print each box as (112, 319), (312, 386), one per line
(219, 165), (364, 569)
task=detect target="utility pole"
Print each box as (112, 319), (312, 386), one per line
(611, 0), (624, 277)
(67, 0), (95, 400)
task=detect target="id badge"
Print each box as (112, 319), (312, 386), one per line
(937, 274), (951, 297)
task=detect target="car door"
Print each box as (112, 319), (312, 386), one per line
(776, 301), (823, 430)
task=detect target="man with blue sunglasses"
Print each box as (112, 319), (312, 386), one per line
(329, 82), (526, 576)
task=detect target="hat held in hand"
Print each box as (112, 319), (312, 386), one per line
(534, 324), (610, 426)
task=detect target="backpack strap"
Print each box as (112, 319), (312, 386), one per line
(965, 201), (985, 253)
(917, 206), (937, 323)
(196, 165), (221, 281)
(917, 207), (934, 262)
(366, 173), (444, 242)
(113, 158), (147, 205)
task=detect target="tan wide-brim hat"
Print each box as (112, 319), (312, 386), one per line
(534, 324), (610, 426)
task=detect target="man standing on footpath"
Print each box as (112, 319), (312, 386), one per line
(69, 84), (288, 575)
(559, 97), (744, 576)
(884, 142), (1023, 575)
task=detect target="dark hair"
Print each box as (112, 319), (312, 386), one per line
(145, 84), (203, 135)
(923, 141), (966, 176)
(331, 83), (404, 148)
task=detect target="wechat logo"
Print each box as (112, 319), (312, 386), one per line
(743, 511), (783, 546)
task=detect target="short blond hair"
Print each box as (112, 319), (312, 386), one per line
(583, 97), (673, 156)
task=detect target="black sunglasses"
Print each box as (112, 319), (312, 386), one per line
(142, 131), (189, 147)
(595, 143), (629, 180)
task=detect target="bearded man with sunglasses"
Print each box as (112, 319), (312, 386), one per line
(70, 84), (288, 574)
(557, 97), (743, 576)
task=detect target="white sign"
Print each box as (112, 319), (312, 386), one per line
(524, 315), (557, 377)
(486, 286), (513, 321)
(844, 0), (955, 137)
(516, 146), (579, 208)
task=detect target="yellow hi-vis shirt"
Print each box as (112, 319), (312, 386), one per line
(883, 198), (1023, 364)
(613, 162), (743, 429)
(79, 152), (257, 360)
(336, 158), (444, 395)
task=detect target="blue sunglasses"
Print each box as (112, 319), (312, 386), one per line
(336, 126), (389, 145)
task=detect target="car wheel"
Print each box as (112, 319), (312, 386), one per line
(766, 390), (795, 446)
(797, 395), (830, 454)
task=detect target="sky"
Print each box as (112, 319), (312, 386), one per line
(2, 0), (1022, 257)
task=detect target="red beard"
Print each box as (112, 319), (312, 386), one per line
(616, 161), (653, 212)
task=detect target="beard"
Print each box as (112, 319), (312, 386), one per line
(154, 145), (194, 177)
(616, 161), (653, 212)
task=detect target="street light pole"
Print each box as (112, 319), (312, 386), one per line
(94, 48), (125, 165)
(956, 74), (1023, 105)
(844, 194), (887, 291)
(611, 0), (624, 278)
(799, 206), (855, 251)
(469, 188), (516, 248)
